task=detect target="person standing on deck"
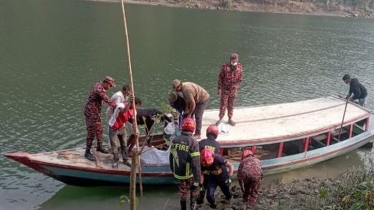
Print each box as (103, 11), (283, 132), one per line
(171, 79), (210, 139)
(342, 74), (367, 106)
(197, 125), (221, 205)
(237, 149), (263, 210)
(200, 148), (234, 209)
(169, 117), (201, 210)
(108, 99), (140, 168)
(84, 76), (117, 161)
(106, 84), (133, 168)
(216, 53), (243, 126)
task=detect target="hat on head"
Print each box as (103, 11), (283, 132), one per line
(342, 74), (351, 81)
(230, 53), (238, 62)
(172, 79), (181, 89)
(104, 76), (116, 87)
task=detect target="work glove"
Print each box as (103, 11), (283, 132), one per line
(190, 182), (199, 191)
(225, 178), (232, 187)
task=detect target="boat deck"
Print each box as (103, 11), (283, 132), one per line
(201, 97), (371, 145)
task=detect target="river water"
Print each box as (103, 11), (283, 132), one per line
(1, 0), (374, 209)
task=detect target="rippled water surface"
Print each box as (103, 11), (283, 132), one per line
(1, 0), (374, 209)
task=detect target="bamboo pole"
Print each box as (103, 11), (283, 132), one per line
(337, 98), (349, 141)
(119, 0), (143, 209)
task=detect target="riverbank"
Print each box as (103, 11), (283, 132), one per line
(90, 0), (374, 18)
(192, 166), (374, 210)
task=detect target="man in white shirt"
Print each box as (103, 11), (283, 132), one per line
(106, 84), (132, 168)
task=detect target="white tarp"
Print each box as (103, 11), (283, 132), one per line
(140, 146), (170, 165)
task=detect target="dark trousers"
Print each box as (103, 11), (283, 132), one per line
(206, 179), (231, 206)
(190, 99), (210, 135)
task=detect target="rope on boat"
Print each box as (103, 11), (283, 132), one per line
(120, 0), (143, 203)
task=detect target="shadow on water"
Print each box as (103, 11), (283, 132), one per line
(39, 184), (180, 210)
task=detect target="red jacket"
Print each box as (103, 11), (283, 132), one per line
(109, 102), (134, 131)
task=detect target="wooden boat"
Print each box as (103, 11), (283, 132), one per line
(5, 96), (374, 186)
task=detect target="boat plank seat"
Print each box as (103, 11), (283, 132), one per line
(312, 134), (327, 142)
(199, 97), (371, 146)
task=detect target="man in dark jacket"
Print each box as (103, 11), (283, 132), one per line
(197, 125), (221, 205)
(169, 117), (201, 210)
(200, 149), (234, 209)
(342, 74), (367, 106)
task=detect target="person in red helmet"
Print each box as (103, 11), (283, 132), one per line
(169, 117), (201, 210)
(216, 53), (243, 126)
(200, 148), (234, 209)
(84, 76), (117, 161)
(237, 149), (263, 210)
(197, 125), (221, 205)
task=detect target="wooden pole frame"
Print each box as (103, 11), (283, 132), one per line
(120, 0), (143, 209)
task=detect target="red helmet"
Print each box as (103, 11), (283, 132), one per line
(200, 149), (214, 166)
(242, 149), (253, 160)
(181, 117), (195, 132)
(206, 125), (219, 138)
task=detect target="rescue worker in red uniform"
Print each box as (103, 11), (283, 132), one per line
(169, 117), (201, 210)
(217, 53), (243, 126)
(197, 125), (221, 205)
(84, 76), (116, 161)
(200, 149), (234, 209)
(237, 149), (263, 210)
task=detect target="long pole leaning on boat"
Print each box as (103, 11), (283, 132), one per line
(120, 0), (143, 209)
(337, 98), (349, 141)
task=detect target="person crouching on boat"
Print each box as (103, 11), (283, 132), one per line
(342, 74), (367, 106)
(197, 125), (221, 205)
(84, 76), (117, 161)
(200, 148), (234, 209)
(168, 91), (186, 128)
(216, 53), (243, 126)
(238, 149), (263, 210)
(108, 99), (140, 168)
(171, 79), (210, 139)
(169, 117), (201, 210)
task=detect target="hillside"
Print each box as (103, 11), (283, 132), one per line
(117, 0), (374, 18)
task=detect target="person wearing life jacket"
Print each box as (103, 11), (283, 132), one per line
(108, 98), (140, 168)
(237, 149), (263, 210)
(197, 125), (221, 205)
(84, 76), (117, 161)
(200, 148), (233, 209)
(169, 117), (201, 210)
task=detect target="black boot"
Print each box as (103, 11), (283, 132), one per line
(84, 148), (95, 161)
(96, 141), (109, 154)
(180, 201), (187, 210)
